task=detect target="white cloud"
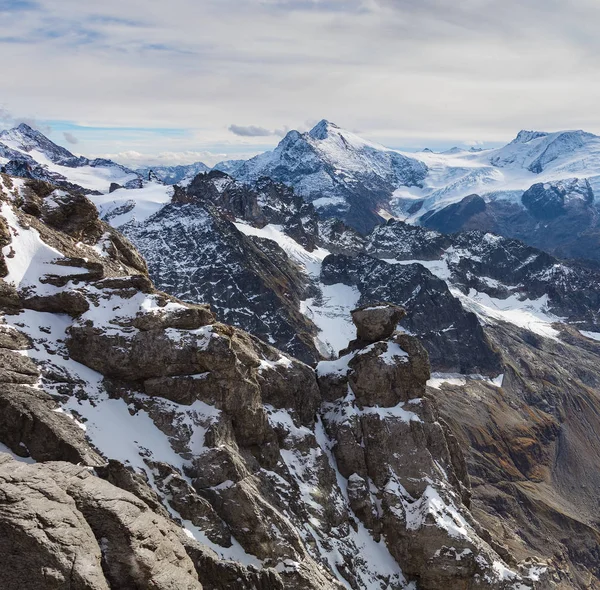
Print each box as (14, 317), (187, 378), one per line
(63, 131), (78, 144)
(229, 124), (288, 137)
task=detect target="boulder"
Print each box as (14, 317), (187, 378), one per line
(348, 334), (430, 406)
(22, 290), (90, 316)
(350, 303), (406, 343)
(0, 383), (103, 465)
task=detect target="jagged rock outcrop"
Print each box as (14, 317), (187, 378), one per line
(0, 173), (564, 588)
(317, 304), (539, 589)
(350, 302), (406, 342)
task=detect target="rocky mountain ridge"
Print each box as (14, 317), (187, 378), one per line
(0, 172), (551, 589)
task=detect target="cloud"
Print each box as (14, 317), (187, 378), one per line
(3, 0), (600, 158)
(229, 124), (273, 137)
(0, 0), (39, 13)
(63, 131), (78, 144)
(0, 106), (12, 123)
(228, 124), (287, 138)
(19, 118), (52, 134)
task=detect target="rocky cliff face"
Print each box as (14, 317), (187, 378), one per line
(0, 173), (550, 589)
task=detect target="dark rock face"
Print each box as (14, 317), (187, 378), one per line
(321, 253), (502, 374)
(122, 201), (320, 364)
(368, 219), (600, 333)
(420, 193), (487, 233)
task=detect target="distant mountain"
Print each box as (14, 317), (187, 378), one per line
(6, 121), (600, 263)
(136, 161), (210, 185)
(409, 130), (600, 264)
(227, 119), (428, 233)
(212, 159), (246, 176)
(217, 123), (600, 263)
(0, 123), (141, 192)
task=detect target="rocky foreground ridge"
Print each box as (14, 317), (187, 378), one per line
(0, 173), (558, 588)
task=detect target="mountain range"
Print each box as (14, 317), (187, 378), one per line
(1, 120), (600, 588)
(4, 120), (600, 265)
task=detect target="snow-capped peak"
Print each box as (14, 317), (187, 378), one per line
(511, 130), (549, 144)
(0, 123), (76, 163)
(307, 119), (340, 140)
(0, 124), (142, 193)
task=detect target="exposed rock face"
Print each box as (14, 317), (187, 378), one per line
(317, 304), (536, 589)
(419, 193), (487, 234)
(0, 457), (202, 590)
(121, 199), (321, 364)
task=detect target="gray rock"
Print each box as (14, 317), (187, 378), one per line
(351, 303), (406, 343)
(0, 458), (203, 590)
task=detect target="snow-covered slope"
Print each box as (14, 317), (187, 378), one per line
(0, 123), (140, 192)
(392, 128), (600, 221)
(91, 182), (174, 226)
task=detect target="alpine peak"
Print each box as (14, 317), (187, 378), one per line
(511, 129), (549, 144)
(308, 118), (340, 140)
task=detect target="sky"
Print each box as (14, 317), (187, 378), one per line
(2, 0), (600, 167)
